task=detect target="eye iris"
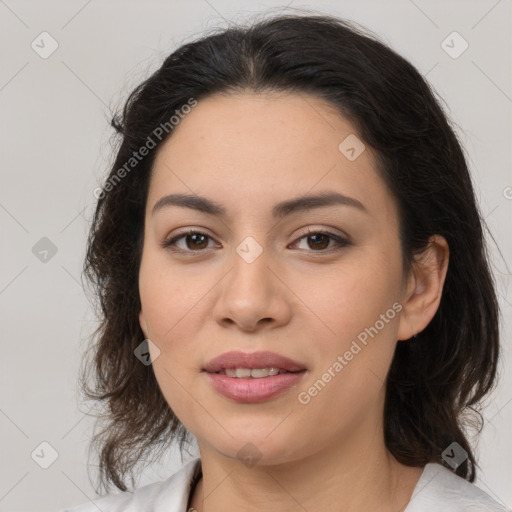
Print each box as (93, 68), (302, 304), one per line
(308, 233), (329, 250)
(187, 233), (208, 250)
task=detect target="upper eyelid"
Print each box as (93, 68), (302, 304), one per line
(166, 224), (348, 239)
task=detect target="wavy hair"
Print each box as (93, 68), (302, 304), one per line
(81, 12), (501, 492)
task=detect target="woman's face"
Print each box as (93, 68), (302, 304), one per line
(138, 91), (413, 465)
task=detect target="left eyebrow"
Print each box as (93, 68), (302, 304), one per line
(151, 191), (368, 218)
(271, 191), (367, 218)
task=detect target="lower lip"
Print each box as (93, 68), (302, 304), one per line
(205, 371), (306, 403)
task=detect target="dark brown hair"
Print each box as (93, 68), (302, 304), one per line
(82, 12), (501, 493)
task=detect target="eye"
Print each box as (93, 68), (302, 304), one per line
(290, 229), (350, 253)
(161, 228), (350, 255)
(162, 230), (218, 254)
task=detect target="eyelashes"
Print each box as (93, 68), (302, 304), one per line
(161, 228), (350, 256)
(162, 230), (216, 252)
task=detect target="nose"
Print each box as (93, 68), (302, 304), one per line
(212, 243), (292, 333)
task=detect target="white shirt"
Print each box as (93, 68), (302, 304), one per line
(62, 457), (511, 512)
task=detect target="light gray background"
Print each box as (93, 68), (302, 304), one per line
(1, 1), (511, 511)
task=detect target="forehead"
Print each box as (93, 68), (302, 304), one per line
(155, 91), (358, 166)
(148, 92), (397, 223)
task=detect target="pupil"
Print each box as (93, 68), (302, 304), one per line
(189, 234), (208, 249)
(309, 234), (328, 250)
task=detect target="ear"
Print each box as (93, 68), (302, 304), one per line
(139, 310), (149, 339)
(397, 234), (449, 340)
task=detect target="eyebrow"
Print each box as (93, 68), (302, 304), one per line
(151, 191), (367, 218)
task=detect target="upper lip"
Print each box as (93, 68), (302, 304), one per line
(203, 351), (306, 373)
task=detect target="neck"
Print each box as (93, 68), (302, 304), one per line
(188, 410), (423, 512)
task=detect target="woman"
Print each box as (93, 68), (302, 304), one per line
(64, 12), (510, 512)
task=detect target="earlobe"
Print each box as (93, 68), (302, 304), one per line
(397, 235), (450, 341)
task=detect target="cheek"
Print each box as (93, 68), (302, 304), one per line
(139, 262), (204, 421)
(139, 251), (208, 343)
(291, 253), (401, 352)
(294, 309), (399, 443)
(291, 256), (402, 412)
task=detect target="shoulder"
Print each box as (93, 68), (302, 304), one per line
(60, 458), (201, 512)
(406, 463), (511, 512)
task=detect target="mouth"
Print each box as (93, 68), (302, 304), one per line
(203, 351), (307, 403)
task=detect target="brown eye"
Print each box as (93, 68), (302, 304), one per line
(162, 229), (349, 255)
(306, 233), (330, 250)
(162, 230), (217, 253)
(184, 233), (209, 250)
(292, 230), (349, 253)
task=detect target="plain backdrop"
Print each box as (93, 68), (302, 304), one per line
(0, 1), (511, 510)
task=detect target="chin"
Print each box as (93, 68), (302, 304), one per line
(199, 425), (307, 467)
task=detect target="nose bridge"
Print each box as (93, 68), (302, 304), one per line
(229, 234), (272, 300)
(212, 233), (290, 330)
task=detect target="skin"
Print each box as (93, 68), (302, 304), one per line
(138, 91), (449, 512)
